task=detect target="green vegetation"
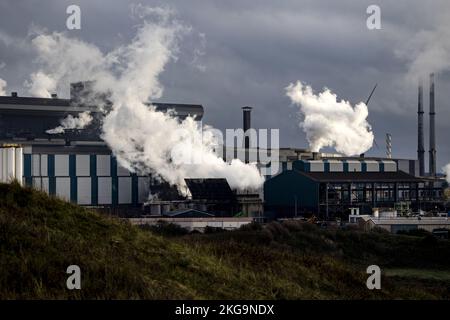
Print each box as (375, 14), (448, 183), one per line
(1, 182), (449, 299)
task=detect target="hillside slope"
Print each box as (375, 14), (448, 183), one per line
(0, 182), (449, 299)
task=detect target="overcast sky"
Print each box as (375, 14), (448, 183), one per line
(0, 0), (449, 170)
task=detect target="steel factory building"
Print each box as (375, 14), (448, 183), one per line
(264, 158), (446, 218)
(0, 77), (447, 220)
(0, 84), (204, 213)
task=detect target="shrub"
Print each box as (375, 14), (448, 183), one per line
(140, 221), (189, 236)
(397, 229), (432, 237)
(239, 222), (262, 232)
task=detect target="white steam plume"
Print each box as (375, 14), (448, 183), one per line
(286, 81), (374, 156)
(46, 111), (93, 134)
(25, 72), (56, 98)
(28, 7), (263, 192)
(0, 78), (6, 95)
(444, 164), (450, 184)
(396, 11), (450, 81)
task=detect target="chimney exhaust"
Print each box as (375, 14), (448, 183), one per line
(418, 80), (425, 176)
(242, 106), (252, 163)
(429, 73), (436, 177)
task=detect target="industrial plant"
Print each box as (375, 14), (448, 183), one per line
(0, 76), (448, 234)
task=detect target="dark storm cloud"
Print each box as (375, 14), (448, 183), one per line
(0, 0), (449, 169)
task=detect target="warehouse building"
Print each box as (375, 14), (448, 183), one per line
(264, 158), (445, 219)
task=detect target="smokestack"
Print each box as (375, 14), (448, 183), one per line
(429, 73), (436, 177)
(386, 133), (392, 159)
(417, 80), (425, 176)
(242, 106), (252, 163)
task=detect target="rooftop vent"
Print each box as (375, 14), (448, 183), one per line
(11, 92), (17, 97)
(51, 93), (58, 99)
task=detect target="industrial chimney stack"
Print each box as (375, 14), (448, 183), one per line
(417, 80), (425, 176)
(429, 73), (436, 177)
(242, 106), (252, 163)
(386, 133), (392, 159)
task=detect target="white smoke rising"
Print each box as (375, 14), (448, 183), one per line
(28, 7), (263, 192)
(26, 33), (107, 97)
(25, 72), (56, 98)
(286, 81), (374, 156)
(444, 163), (450, 184)
(0, 78), (6, 95)
(46, 111), (93, 134)
(396, 11), (450, 81)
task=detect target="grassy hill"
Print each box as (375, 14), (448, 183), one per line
(1, 182), (449, 299)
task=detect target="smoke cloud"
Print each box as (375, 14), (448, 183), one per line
(25, 72), (56, 98)
(46, 111), (93, 134)
(0, 78), (6, 95)
(396, 11), (450, 81)
(27, 7), (263, 192)
(286, 81), (374, 156)
(444, 163), (450, 184)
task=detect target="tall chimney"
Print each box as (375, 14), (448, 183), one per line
(386, 133), (392, 159)
(417, 80), (425, 176)
(242, 106), (252, 163)
(429, 73), (436, 177)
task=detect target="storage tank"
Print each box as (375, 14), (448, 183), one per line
(14, 147), (23, 185)
(0, 148), (3, 182)
(6, 147), (15, 182)
(1, 148), (7, 183)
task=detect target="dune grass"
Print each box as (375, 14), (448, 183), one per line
(0, 182), (449, 299)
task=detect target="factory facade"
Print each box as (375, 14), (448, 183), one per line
(0, 78), (447, 220)
(0, 84), (207, 216)
(264, 158), (446, 219)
